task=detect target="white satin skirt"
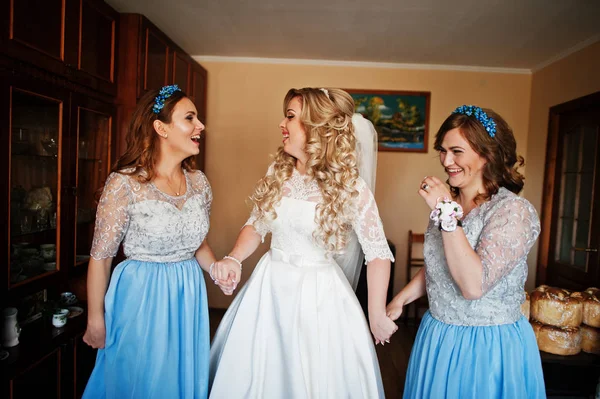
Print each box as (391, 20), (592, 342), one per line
(209, 248), (384, 398)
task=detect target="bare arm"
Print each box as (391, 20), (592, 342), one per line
(366, 258), (399, 344)
(367, 258), (391, 318)
(386, 267), (426, 320)
(194, 239), (218, 273)
(227, 225), (263, 264)
(212, 225), (263, 283)
(83, 257), (113, 348)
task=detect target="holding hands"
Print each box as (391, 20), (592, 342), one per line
(386, 296), (405, 323)
(210, 255), (242, 295)
(370, 312), (399, 346)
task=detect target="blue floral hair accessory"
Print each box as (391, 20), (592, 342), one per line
(152, 84), (181, 114)
(452, 105), (497, 138)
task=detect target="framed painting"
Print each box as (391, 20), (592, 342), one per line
(346, 90), (431, 152)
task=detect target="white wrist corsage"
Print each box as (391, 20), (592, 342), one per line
(430, 197), (464, 232)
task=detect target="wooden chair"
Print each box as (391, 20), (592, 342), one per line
(403, 230), (428, 325)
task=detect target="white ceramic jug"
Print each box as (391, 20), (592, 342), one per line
(2, 307), (21, 347)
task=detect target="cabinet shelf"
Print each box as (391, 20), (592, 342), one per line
(12, 153), (59, 160)
(11, 226), (57, 238)
(78, 158), (102, 162)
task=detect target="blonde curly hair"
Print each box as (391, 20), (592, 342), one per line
(250, 88), (360, 253)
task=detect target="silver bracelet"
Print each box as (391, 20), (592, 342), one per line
(208, 262), (217, 282)
(224, 255), (242, 271)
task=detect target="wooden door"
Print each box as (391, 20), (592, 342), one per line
(71, 0), (119, 95)
(139, 18), (170, 98)
(67, 94), (115, 272)
(172, 51), (191, 93)
(0, 0), (67, 76)
(539, 91), (600, 290)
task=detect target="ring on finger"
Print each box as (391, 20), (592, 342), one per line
(421, 182), (430, 191)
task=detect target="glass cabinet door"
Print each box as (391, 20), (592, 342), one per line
(10, 89), (64, 287)
(73, 100), (113, 266)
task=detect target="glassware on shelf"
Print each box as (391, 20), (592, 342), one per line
(12, 128), (31, 155)
(49, 211), (57, 228)
(36, 208), (49, 230)
(79, 139), (89, 159)
(25, 187), (53, 211)
(40, 244), (56, 261)
(40, 137), (58, 157)
(34, 128), (58, 157)
(19, 215), (31, 234)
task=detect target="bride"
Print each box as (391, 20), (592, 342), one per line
(209, 87), (397, 398)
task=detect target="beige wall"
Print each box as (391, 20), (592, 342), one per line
(199, 60), (533, 308)
(524, 41), (600, 288)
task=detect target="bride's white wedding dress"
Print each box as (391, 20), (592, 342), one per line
(209, 167), (394, 398)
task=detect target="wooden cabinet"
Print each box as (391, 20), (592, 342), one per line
(67, 94), (115, 271)
(2, 313), (97, 399)
(72, 0), (119, 95)
(1, 5), (207, 397)
(0, 70), (71, 300)
(1, 0), (118, 96)
(0, 1), (118, 395)
(116, 14), (207, 170)
(173, 51), (191, 94)
(9, 348), (62, 399)
(0, 62), (116, 302)
(0, 0), (66, 76)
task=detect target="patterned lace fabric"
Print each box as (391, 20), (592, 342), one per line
(245, 167), (394, 263)
(90, 168), (212, 263)
(425, 187), (540, 326)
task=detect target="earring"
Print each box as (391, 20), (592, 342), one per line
(162, 133), (168, 139)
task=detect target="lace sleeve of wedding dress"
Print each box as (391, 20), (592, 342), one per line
(244, 205), (270, 242)
(90, 172), (133, 260)
(243, 162), (275, 242)
(476, 196), (540, 294)
(352, 178), (395, 263)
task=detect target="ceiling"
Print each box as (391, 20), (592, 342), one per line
(106, 0), (600, 71)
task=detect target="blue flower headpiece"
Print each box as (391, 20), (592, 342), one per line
(452, 105), (497, 138)
(152, 84), (181, 114)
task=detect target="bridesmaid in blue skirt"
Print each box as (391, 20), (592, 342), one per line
(387, 106), (546, 399)
(82, 85), (232, 398)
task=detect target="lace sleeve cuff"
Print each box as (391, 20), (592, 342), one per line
(364, 244), (395, 263)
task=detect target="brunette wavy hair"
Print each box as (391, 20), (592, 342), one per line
(112, 88), (196, 182)
(434, 108), (525, 203)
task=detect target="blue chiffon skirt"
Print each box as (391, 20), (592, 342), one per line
(404, 311), (546, 399)
(82, 258), (210, 399)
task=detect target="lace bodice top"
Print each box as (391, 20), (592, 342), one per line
(425, 187), (540, 326)
(90, 168), (212, 263)
(246, 167), (394, 263)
